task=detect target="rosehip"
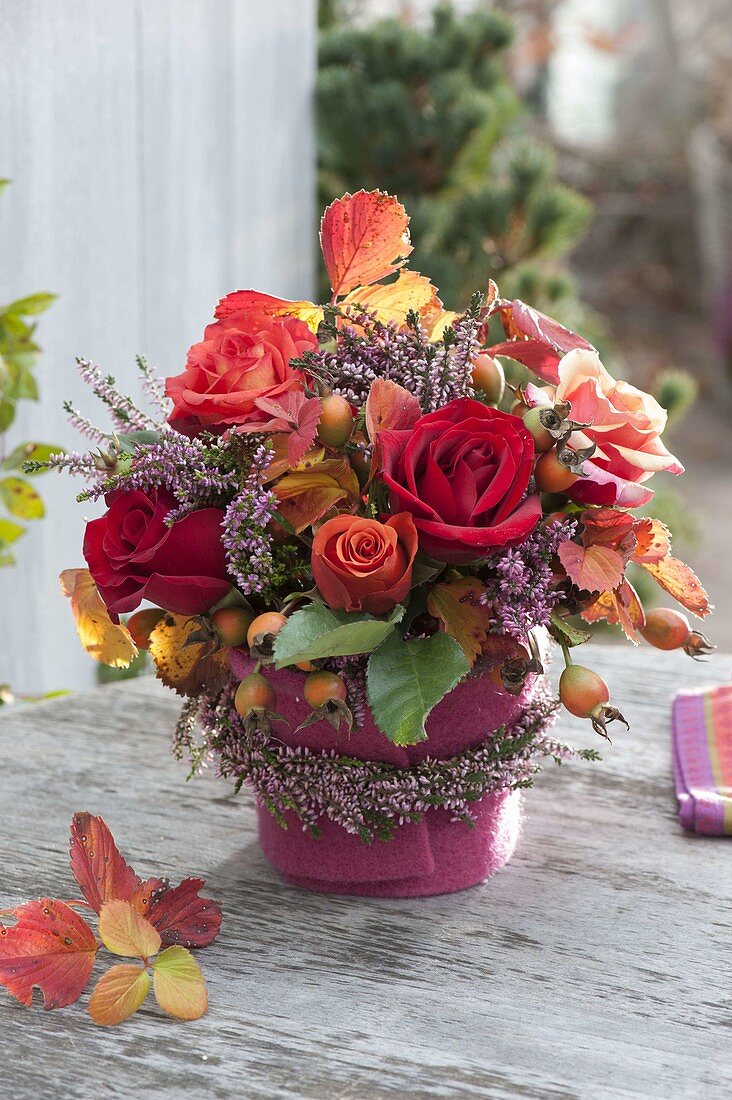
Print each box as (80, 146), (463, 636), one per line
(471, 353), (505, 404)
(234, 673), (277, 717)
(534, 449), (578, 494)
(522, 408), (554, 453)
(126, 608), (165, 649)
(211, 606), (254, 648)
(559, 665), (609, 718)
(559, 664), (628, 739)
(247, 611), (287, 661)
(317, 394), (354, 448)
(641, 607), (714, 659)
(304, 670), (348, 709)
(511, 400), (529, 418)
(640, 608), (691, 651)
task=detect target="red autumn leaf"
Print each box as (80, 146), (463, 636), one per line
(69, 814), (222, 948)
(145, 878), (222, 949)
(580, 508), (637, 560)
(320, 190), (412, 299)
(0, 899), (97, 1009)
(558, 540), (626, 593)
(581, 579), (646, 643)
(213, 289), (323, 332)
(490, 301), (596, 385)
(486, 339), (563, 386)
(640, 556), (711, 619)
(70, 811), (140, 913)
(632, 517), (671, 564)
(241, 392), (323, 467)
(365, 378), (421, 440)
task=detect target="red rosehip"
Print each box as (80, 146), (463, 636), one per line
(234, 673), (277, 717)
(471, 354), (505, 404)
(534, 449), (578, 494)
(247, 612), (287, 649)
(211, 606), (254, 648)
(126, 607), (165, 649)
(317, 394), (354, 449)
(641, 607), (690, 651)
(303, 670), (348, 709)
(522, 408), (554, 453)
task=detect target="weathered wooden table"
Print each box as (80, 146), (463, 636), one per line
(1, 643), (730, 1099)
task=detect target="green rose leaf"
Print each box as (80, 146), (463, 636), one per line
(273, 602), (404, 668)
(366, 631), (470, 745)
(548, 608), (592, 648)
(0, 476), (45, 519)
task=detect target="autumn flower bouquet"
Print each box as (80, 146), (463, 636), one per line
(41, 191), (712, 897)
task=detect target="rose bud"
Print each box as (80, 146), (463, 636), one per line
(311, 513), (418, 615)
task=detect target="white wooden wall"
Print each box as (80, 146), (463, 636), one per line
(0, 0), (316, 693)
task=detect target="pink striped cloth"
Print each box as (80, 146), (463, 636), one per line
(672, 684), (732, 835)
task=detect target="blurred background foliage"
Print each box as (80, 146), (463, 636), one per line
(318, 1), (594, 329)
(0, 180), (59, 570)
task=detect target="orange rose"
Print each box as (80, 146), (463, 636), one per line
(312, 513), (418, 615)
(553, 349), (683, 507)
(165, 310), (317, 436)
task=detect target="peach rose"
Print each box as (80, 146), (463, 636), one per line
(165, 310), (317, 436)
(312, 513), (418, 615)
(553, 349), (683, 507)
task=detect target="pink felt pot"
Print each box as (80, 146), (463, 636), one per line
(234, 652), (542, 898)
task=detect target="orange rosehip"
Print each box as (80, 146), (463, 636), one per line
(559, 665), (609, 718)
(247, 612), (287, 649)
(234, 673), (277, 717)
(641, 608), (691, 651)
(534, 449), (578, 494)
(211, 607), (254, 648)
(522, 408), (554, 453)
(304, 670), (348, 709)
(317, 394), (354, 448)
(471, 353), (505, 404)
(126, 607), (165, 649)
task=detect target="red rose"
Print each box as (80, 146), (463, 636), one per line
(312, 513), (418, 614)
(83, 488), (230, 616)
(165, 310), (318, 436)
(375, 397), (541, 563)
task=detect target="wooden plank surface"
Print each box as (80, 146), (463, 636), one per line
(1, 643), (730, 1099)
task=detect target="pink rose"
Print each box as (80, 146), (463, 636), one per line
(553, 349), (683, 507)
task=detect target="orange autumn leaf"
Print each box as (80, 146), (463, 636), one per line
(60, 568), (138, 668)
(558, 541), (626, 593)
(88, 963), (151, 1027)
(632, 517), (671, 565)
(152, 946), (208, 1021)
(581, 579), (646, 644)
(365, 378), (421, 440)
(342, 270), (440, 326)
(148, 613), (230, 697)
(640, 556), (711, 619)
(427, 575), (491, 667)
(0, 899), (98, 1009)
(321, 190), (412, 299)
(99, 900), (162, 960)
(275, 457), (360, 532)
(214, 288), (323, 333)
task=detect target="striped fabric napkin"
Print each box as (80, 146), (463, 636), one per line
(672, 684), (732, 835)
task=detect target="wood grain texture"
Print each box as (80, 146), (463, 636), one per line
(1, 643), (731, 1098)
(0, 0), (316, 694)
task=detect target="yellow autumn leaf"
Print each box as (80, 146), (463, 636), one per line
(88, 964), (151, 1026)
(275, 456), (360, 532)
(152, 946), (208, 1021)
(342, 270), (442, 327)
(98, 900), (162, 960)
(59, 568), (138, 668)
(147, 613), (230, 697)
(427, 575), (492, 667)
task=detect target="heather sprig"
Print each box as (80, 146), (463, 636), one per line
(482, 517), (577, 639)
(221, 440), (278, 596)
(75, 357), (159, 433)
